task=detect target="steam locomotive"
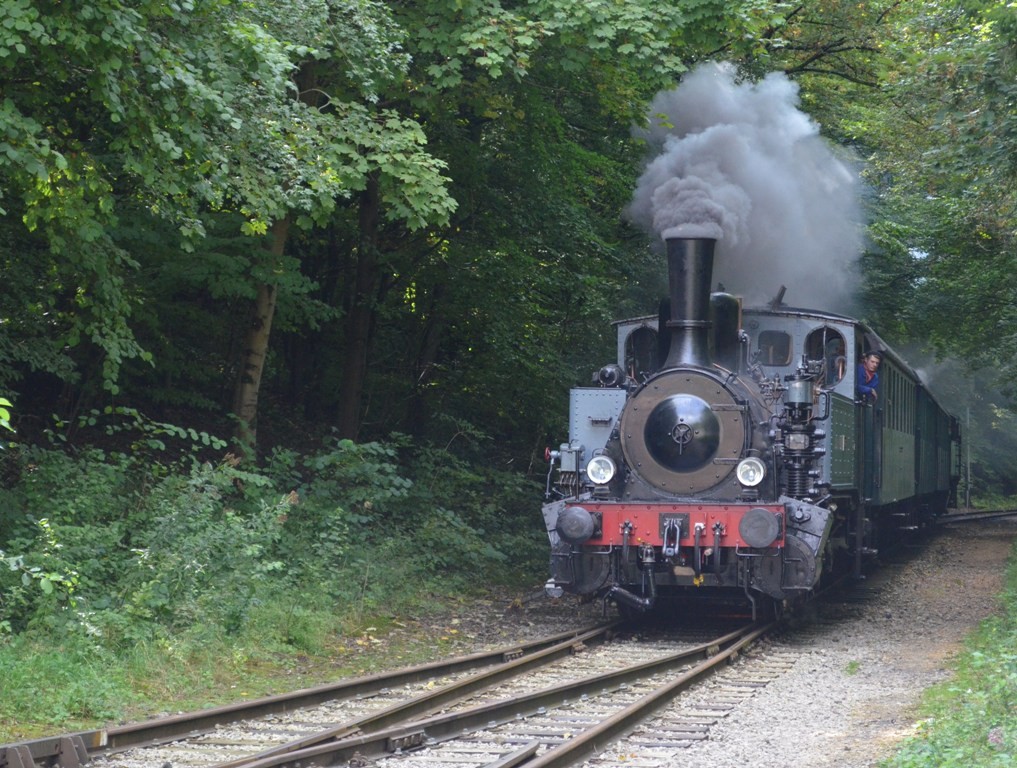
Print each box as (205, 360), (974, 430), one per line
(542, 237), (961, 617)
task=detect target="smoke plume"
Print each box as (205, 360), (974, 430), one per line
(627, 63), (862, 310)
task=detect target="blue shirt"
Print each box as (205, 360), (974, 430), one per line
(856, 363), (878, 399)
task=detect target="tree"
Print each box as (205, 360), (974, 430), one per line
(794, 0), (1017, 497)
(312, 0), (786, 442)
(0, 1), (457, 451)
(852, 1), (1016, 373)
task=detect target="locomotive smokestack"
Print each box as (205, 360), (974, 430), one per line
(663, 237), (716, 369)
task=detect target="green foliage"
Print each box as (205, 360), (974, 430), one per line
(6, 446), (136, 528)
(882, 543), (1017, 767)
(0, 425), (544, 651)
(114, 463), (291, 638)
(403, 0), (777, 111)
(62, 406), (228, 455)
(0, 0), (456, 400)
(286, 439), (412, 569)
(0, 397), (12, 432)
(262, 432), (545, 592)
(1, 0), (796, 452)
(389, 435), (547, 580)
(0, 633), (131, 728)
(0, 518), (80, 634)
(297, 435), (413, 524)
(0, 396), (12, 451)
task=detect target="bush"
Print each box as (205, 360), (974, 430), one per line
(0, 423), (559, 740)
(0, 428), (549, 649)
(0, 633), (132, 728)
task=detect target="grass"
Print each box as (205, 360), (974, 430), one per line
(880, 538), (1017, 767)
(0, 588), (510, 743)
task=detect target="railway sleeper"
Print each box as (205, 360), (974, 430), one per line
(1, 735), (89, 768)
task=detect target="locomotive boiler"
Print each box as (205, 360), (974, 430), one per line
(542, 236), (960, 616)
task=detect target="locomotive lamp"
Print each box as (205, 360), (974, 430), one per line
(586, 455), (616, 485)
(596, 364), (627, 388)
(736, 457), (766, 487)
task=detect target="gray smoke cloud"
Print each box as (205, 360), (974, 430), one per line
(627, 62), (863, 310)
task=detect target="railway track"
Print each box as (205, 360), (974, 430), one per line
(937, 508), (1017, 525)
(1, 625), (609, 768)
(1, 619), (775, 768)
(5, 516), (1011, 768)
(13, 520), (1004, 768)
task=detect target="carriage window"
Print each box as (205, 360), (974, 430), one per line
(756, 331), (792, 366)
(806, 327), (847, 387)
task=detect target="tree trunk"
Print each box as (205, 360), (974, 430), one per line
(336, 173), (381, 440)
(404, 278), (448, 438)
(232, 216), (292, 456)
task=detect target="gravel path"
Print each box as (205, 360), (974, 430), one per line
(671, 520), (1015, 768)
(475, 520), (1015, 767)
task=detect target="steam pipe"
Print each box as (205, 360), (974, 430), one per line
(693, 522), (704, 577)
(606, 573), (657, 613)
(713, 524), (723, 574)
(606, 543), (659, 613)
(662, 237), (716, 368)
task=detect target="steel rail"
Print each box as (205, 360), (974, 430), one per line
(937, 509), (1017, 524)
(510, 621), (773, 768)
(210, 624), (614, 768)
(0, 623), (614, 768)
(211, 622), (766, 768)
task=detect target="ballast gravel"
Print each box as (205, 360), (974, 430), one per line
(672, 521), (1015, 768)
(460, 521), (1015, 768)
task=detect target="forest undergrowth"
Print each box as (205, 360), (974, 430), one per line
(0, 425), (545, 741)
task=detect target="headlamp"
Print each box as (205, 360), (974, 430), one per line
(736, 457), (766, 487)
(586, 455), (616, 485)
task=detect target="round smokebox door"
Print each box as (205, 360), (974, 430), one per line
(620, 369), (745, 494)
(643, 394), (720, 471)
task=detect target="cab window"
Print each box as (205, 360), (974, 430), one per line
(806, 327), (847, 386)
(757, 330), (792, 366)
(625, 325), (659, 381)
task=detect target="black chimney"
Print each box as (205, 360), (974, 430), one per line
(662, 237), (716, 369)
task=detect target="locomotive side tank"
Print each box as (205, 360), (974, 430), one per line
(542, 236), (960, 615)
